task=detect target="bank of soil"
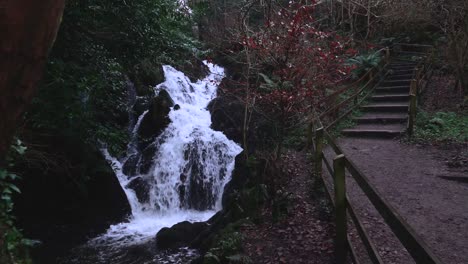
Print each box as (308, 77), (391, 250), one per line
(241, 150), (336, 264)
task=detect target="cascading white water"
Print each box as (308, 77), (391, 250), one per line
(95, 62), (242, 248)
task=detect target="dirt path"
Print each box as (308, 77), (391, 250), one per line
(323, 138), (468, 264)
(241, 150), (337, 264)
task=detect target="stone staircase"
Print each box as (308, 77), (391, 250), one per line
(342, 54), (422, 138)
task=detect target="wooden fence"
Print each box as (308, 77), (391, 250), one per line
(309, 44), (441, 264)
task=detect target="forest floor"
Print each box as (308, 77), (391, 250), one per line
(240, 150), (337, 264)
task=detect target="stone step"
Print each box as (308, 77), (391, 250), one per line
(386, 74), (414, 81)
(391, 69), (415, 75)
(375, 86), (410, 94)
(362, 103), (408, 112)
(353, 114), (407, 124)
(342, 123), (405, 138)
(381, 79), (412, 87)
(388, 63), (417, 69)
(397, 51), (426, 57)
(388, 62), (418, 67)
(370, 94), (409, 102)
(392, 58), (419, 63)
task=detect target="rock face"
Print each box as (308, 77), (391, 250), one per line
(208, 95), (244, 145)
(132, 60), (165, 97)
(208, 82), (275, 156)
(156, 221), (208, 249)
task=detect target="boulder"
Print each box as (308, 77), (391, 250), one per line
(156, 221), (208, 249)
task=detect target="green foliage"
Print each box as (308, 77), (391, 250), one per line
(348, 52), (382, 78)
(1, 140), (35, 264)
(27, 0), (198, 158)
(329, 110), (361, 139)
(283, 124), (308, 150)
(204, 221), (253, 264)
(414, 111), (468, 142)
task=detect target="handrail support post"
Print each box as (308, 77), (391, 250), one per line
(333, 154), (347, 264)
(314, 127), (324, 177)
(408, 79), (418, 137)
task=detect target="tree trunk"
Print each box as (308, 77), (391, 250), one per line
(0, 0), (65, 161)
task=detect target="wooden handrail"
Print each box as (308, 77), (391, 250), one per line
(407, 45), (434, 135)
(317, 47), (389, 114)
(312, 127), (442, 264)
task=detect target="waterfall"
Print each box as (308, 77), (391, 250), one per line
(97, 62), (242, 247)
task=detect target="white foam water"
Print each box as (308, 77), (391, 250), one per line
(68, 62), (242, 263)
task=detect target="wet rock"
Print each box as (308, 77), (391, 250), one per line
(133, 96), (151, 116)
(181, 142), (216, 211)
(126, 177), (150, 204)
(138, 89), (174, 144)
(138, 143), (158, 175)
(156, 221), (208, 249)
(122, 154), (140, 176)
(178, 57), (210, 82)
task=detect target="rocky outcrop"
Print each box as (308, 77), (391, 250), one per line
(131, 60), (165, 97)
(208, 92), (275, 155)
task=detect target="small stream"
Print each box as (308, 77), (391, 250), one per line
(61, 62), (242, 263)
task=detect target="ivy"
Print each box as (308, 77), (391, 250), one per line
(1, 140), (37, 264)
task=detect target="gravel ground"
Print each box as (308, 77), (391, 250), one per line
(323, 138), (468, 264)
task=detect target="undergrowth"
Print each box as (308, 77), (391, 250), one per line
(204, 221), (253, 264)
(413, 111), (468, 143)
(1, 140), (36, 264)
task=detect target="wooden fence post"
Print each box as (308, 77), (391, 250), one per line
(333, 154), (347, 264)
(307, 122), (313, 149)
(411, 78), (418, 97)
(408, 79), (417, 137)
(315, 127), (324, 177)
